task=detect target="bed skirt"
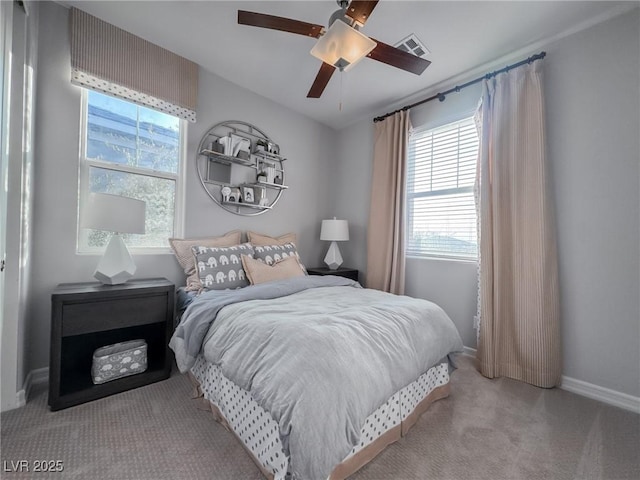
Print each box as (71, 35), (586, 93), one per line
(189, 356), (451, 480)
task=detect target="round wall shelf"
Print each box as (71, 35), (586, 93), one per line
(196, 120), (288, 216)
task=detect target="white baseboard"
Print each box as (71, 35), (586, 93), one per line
(15, 390), (26, 408)
(462, 346), (477, 357)
(17, 367), (49, 407)
(561, 375), (640, 414)
(460, 345), (639, 414)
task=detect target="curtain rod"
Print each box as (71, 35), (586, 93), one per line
(373, 51), (546, 123)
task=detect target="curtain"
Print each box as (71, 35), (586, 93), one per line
(69, 8), (198, 122)
(475, 60), (561, 388)
(366, 110), (411, 294)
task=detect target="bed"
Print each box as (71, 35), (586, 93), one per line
(169, 274), (463, 480)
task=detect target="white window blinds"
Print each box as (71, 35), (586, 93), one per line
(406, 117), (479, 259)
(70, 8), (198, 122)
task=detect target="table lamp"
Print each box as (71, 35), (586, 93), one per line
(83, 193), (146, 285)
(320, 217), (349, 270)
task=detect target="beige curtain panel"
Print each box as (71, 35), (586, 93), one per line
(70, 8), (198, 122)
(475, 60), (561, 388)
(366, 110), (411, 295)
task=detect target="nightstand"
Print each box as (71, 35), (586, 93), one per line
(307, 266), (359, 282)
(49, 278), (175, 411)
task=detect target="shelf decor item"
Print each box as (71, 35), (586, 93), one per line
(320, 217), (350, 270)
(91, 339), (148, 385)
(82, 193), (146, 285)
(229, 187), (241, 203)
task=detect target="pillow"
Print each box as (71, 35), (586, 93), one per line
(252, 242), (305, 271)
(192, 243), (255, 290)
(169, 231), (242, 291)
(247, 231), (297, 246)
(241, 254), (305, 285)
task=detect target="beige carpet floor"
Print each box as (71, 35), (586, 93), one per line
(1, 356), (638, 479)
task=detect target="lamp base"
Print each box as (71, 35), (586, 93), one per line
(94, 234), (136, 285)
(324, 241), (343, 270)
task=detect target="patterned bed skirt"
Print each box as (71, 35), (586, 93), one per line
(189, 356), (451, 480)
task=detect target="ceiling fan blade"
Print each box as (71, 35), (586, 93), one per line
(367, 39), (431, 75)
(307, 63), (336, 98)
(345, 1), (379, 26)
(238, 10), (324, 38)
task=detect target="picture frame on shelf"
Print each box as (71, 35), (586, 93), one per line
(207, 160), (231, 184)
(242, 186), (255, 204)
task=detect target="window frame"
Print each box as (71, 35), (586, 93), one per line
(77, 88), (186, 254)
(406, 115), (479, 262)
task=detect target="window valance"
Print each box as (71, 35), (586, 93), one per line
(70, 7), (198, 122)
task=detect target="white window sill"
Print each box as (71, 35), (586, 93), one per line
(406, 254), (478, 265)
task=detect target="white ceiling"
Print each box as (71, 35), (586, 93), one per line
(65, 1), (636, 129)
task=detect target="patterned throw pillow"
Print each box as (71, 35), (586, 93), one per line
(191, 243), (255, 290)
(252, 242), (306, 272)
(169, 231), (242, 291)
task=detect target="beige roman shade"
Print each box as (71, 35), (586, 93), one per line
(70, 8), (198, 122)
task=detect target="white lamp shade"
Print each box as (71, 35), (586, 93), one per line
(83, 193), (146, 234)
(320, 218), (349, 241)
(310, 20), (376, 71)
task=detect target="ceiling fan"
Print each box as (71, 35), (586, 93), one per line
(238, 0), (431, 98)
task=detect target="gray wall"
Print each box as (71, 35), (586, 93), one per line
(544, 9), (639, 397)
(27, 1), (336, 373)
(332, 9), (640, 397)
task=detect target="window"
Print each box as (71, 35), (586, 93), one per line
(406, 117), (479, 259)
(78, 90), (184, 251)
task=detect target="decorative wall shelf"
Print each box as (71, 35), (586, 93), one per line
(196, 120), (287, 216)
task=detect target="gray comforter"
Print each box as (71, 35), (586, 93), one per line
(170, 276), (463, 479)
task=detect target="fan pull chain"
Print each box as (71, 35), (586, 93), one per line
(339, 72), (343, 111)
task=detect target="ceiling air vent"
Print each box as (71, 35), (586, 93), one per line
(394, 34), (430, 58)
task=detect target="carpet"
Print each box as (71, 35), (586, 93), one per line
(1, 356), (638, 479)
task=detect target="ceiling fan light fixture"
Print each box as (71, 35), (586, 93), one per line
(310, 20), (376, 72)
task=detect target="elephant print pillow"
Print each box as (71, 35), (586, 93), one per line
(191, 242), (255, 290)
(253, 242), (307, 273)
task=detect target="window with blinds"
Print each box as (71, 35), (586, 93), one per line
(406, 117), (479, 259)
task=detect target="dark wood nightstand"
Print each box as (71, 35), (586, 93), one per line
(307, 266), (359, 282)
(49, 278), (175, 411)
